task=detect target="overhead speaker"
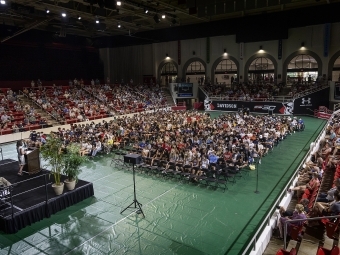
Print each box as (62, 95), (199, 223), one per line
(153, 14), (160, 23)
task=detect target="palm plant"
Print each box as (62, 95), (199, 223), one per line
(63, 144), (88, 182)
(40, 133), (65, 186)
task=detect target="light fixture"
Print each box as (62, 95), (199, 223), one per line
(166, 53), (170, 59)
(223, 49), (227, 55)
(96, 19), (100, 24)
(117, 0), (121, 6)
(78, 15), (81, 20)
(144, 8), (148, 13)
(301, 42), (305, 47)
(45, 8), (50, 13)
(162, 14), (165, 19)
(0, 0), (6, 4)
(259, 45), (262, 50)
(118, 23), (121, 28)
(61, 12), (66, 17)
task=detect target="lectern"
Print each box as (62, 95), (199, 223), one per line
(23, 148), (41, 174)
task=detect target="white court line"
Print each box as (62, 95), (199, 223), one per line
(64, 183), (181, 254)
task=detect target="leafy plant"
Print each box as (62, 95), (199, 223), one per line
(40, 133), (65, 186)
(63, 144), (88, 182)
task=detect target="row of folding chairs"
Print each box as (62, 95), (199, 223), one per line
(111, 151), (248, 192)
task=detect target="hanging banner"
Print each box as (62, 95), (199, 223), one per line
(239, 42), (244, 60)
(206, 37), (210, 64)
(324, 23), (331, 57)
(278, 39), (282, 60)
(178, 40), (181, 65)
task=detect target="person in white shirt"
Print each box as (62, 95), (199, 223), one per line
(92, 140), (102, 156)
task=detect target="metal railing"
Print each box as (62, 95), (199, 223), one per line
(283, 215), (340, 250)
(0, 172), (52, 223)
(18, 90), (59, 124)
(293, 84), (330, 99)
(241, 116), (329, 255)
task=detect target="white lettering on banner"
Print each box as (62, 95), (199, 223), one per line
(253, 105), (276, 111)
(217, 103), (237, 109)
(300, 97), (312, 106)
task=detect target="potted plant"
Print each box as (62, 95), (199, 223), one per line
(63, 144), (88, 190)
(40, 133), (65, 195)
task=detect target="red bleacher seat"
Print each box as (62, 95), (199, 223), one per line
(276, 248), (297, 255)
(317, 246), (340, 255)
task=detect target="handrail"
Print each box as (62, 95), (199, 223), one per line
(293, 84), (330, 99)
(283, 215), (340, 250)
(241, 118), (328, 255)
(167, 84), (178, 106)
(19, 90), (59, 124)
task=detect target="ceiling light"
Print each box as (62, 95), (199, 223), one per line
(45, 9), (50, 13)
(78, 16), (81, 20)
(118, 24), (121, 28)
(61, 12), (66, 17)
(96, 19), (100, 23)
(162, 14), (165, 19)
(117, 0), (121, 6)
(144, 8), (148, 13)
(0, 0), (6, 4)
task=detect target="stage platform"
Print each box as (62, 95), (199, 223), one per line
(0, 159), (94, 234)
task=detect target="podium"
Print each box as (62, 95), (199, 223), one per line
(23, 148), (41, 174)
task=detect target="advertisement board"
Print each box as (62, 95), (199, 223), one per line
(204, 87), (330, 115)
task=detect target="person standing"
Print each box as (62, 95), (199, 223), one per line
(16, 140), (26, 176)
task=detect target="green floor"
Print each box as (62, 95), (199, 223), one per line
(0, 115), (326, 255)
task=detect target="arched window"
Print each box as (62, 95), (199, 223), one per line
(249, 57), (274, 71)
(215, 59), (237, 74)
(332, 56), (340, 81)
(288, 54), (318, 71)
(186, 61), (205, 74)
(161, 62), (177, 75)
(286, 54), (318, 84)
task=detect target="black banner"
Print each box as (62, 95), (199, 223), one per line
(293, 87), (330, 114)
(278, 39), (282, 60)
(204, 100), (294, 114)
(204, 87), (330, 115)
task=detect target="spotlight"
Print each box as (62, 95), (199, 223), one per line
(117, 0), (121, 6)
(0, 0), (6, 4)
(162, 14), (165, 19)
(118, 23), (121, 28)
(96, 19), (100, 23)
(45, 9), (50, 13)
(78, 15), (81, 20)
(144, 8), (148, 13)
(61, 12), (66, 17)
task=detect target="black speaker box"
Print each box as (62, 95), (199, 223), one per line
(124, 154), (142, 164)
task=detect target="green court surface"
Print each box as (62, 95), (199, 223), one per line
(0, 116), (326, 255)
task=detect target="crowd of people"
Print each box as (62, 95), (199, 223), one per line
(275, 113), (340, 240)
(22, 109), (307, 185)
(0, 88), (47, 134)
(24, 82), (167, 124)
(202, 83), (280, 100)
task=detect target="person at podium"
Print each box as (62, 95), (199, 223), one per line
(16, 140), (26, 176)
